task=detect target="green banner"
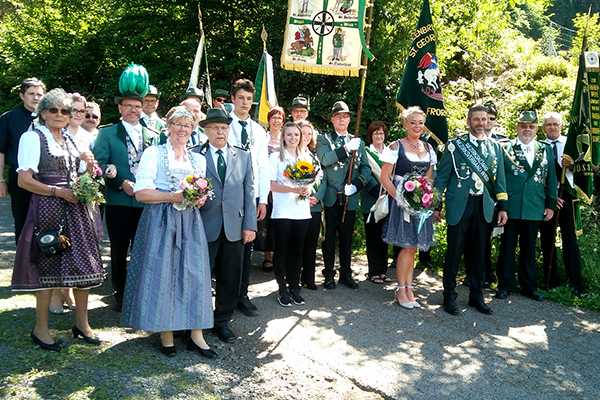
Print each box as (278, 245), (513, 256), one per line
(396, 0), (448, 146)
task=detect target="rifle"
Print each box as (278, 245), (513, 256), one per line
(341, 150), (357, 223)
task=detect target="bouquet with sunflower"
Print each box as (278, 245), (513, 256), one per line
(283, 159), (321, 200)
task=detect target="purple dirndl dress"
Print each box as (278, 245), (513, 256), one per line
(11, 130), (104, 290)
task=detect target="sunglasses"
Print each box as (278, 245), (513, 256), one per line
(215, 97), (226, 102)
(86, 113), (100, 120)
(47, 107), (71, 116)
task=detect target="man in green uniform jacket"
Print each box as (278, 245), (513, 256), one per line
(435, 104), (508, 316)
(93, 93), (157, 310)
(496, 111), (557, 301)
(316, 100), (376, 290)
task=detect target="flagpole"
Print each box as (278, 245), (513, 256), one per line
(198, 5), (213, 106)
(354, 1), (375, 135)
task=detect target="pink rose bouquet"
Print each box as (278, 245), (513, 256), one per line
(174, 175), (214, 211)
(395, 173), (440, 232)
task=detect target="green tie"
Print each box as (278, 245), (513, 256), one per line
(216, 149), (226, 182)
(239, 120), (248, 148)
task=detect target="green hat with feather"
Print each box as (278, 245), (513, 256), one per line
(115, 63), (149, 104)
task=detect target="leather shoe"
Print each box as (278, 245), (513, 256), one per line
(212, 325), (237, 343)
(160, 345), (177, 357)
(31, 331), (63, 352)
(302, 282), (318, 291)
(72, 326), (102, 345)
(338, 276), (359, 289)
(187, 340), (217, 359)
(521, 290), (544, 302)
(495, 289), (509, 299)
(237, 296), (258, 317)
(443, 301), (459, 316)
(468, 298), (493, 314)
(323, 278), (336, 290)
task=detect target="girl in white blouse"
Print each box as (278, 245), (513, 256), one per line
(269, 122), (312, 307)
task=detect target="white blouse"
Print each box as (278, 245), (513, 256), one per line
(381, 142), (437, 165)
(17, 125), (85, 173)
(68, 126), (92, 153)
(134, 142), (207, 192)
(269, 149), (312, 220)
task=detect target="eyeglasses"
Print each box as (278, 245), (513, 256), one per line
(85, 113), (100, 120)
(47, 107), (71, 116)
(488, 117), (496, 121)
(72, 108), (86, 115)
(215, 97), (226, 102)
(171, 123), (193, 130)
(121, 104), (143, 111)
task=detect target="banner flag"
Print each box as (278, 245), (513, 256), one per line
(281, 0), (374, 77)
(396, 0), (448, 146)
(564, 45), (600, 206)
(254, 50), (279, 127)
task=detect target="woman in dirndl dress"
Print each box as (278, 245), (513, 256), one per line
(121, 106), (215, 358)
(381, 106), (437, 309)
(11, 88), (105, 351)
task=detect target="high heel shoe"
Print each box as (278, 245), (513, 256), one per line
(31, 331), (63, 352)
(394, 287), (414, 309)
(72, 326), (102, 345)
(160, 345), (177, 357)
(187, 339), (218, 359)
(406, 285), (421, 308)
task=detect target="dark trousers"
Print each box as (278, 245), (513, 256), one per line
(209, 230), (244, 326)
(301, 211), (322, 286)
(497, 219), (540, 294)
(322, 204), (356, 280)
(7, 169), (31, 244)
(444, 196), (488, 300)
(273, 218), (310, 291)
(363, 213), (388, 277)
(540, 194), (583, 291)
(105, 205), (143, 303)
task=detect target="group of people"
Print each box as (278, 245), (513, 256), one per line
(0, 72), (585, 357)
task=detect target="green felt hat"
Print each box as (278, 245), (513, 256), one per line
(517, 110), (538, 124)
(199, 108), (232, 127)
(291, 96), (310, 110)
(214, 88), (229, 98)
(331, 100), (351, 115)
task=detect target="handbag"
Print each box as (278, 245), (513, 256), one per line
(35, 225), (72, 256)
(368, 184), (389, 223)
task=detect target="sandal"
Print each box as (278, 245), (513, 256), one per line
(380, 274), (393, 283)
(369, 276), (384, 284)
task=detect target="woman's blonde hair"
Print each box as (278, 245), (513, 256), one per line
(279, 122), (302, 161)
(401, 106), (426, 121)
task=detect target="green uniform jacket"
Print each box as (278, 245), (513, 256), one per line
(316, 131), (376, 211)
(500, 140), (557, 220)
(93, 122), (157, 207)
(434, 134), (508, 226)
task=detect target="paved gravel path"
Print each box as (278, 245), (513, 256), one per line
(1, 198), (599, 399)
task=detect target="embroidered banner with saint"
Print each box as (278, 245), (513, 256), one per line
(281, 0), (374, 77)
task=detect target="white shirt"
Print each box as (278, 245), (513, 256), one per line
(122, 120), (143, 149)
(381, 142), (437, 165)
(269, 150), (312, 220)
(516, 138), (535, 167)
(229, 112), (270, 203)
(17, 126), (85, 174)
(134, 142), (206, 192)
(68, 126), (92, 153)
(545, 134), (574, 187)
(208, 144), (229, 178)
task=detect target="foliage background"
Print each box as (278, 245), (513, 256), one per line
(1, 0), (600, 307)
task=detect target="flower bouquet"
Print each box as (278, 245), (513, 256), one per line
(283, 159), (321, 200)
(71, 165), (105, 206)
(174, 175), (214, 211)
(395, 172), (439, 232)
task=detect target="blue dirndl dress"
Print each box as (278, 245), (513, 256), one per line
(121, 144), (213, 332)
(382, 143), (434, 251)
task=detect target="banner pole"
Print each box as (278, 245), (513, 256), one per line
(354, 1), (375, 135)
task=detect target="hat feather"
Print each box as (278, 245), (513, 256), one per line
(118, 63), (149, 98)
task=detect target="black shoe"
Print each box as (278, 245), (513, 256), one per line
(443, 301), (459, 316)
(72, 326), (102, 345)
(495, 289), (509, 299)
(338, 276), (359, 289)
(160, 345), (177, 357)
(31, 331), (63, 352)
(468, 298), (493, 314)
(323, 278), (336, 290)
(113, 295), (123, 312)
(521, 290), (544, 302)
(187, 340), (217, 359)
(290, 291), (305, 305)
(277, 290), (293, 307)
(212, 325), (237, 343)
(237, 296), (258, 317)
(302, 282), (318, 291)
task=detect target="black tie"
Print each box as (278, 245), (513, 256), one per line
(552, 140), (561, 176)
(216, 149), (226, 182)
(239, 120), (248, 148)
